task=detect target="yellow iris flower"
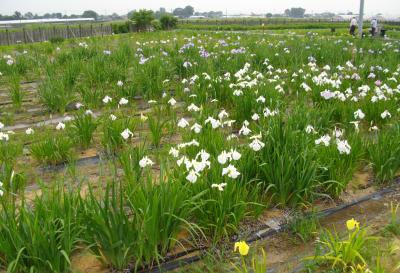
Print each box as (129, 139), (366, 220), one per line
(234, 241), (250, 256)
(346, 218), (360, 231)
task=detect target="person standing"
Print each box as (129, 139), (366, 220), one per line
(371, 18), (378, 36)
(350, 17), (358, 36)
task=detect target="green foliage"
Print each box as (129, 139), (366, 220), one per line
(101, 117), (135, 154)
(151, 19), (161, 31)
(0, 141), (22, 168)
(311, 225), (377, 270)
(9, 74), (23, 109)
(1, 28), (400, 273)
(366, 125), (400, 183)
(83, 174), (200, 270)
(49, 36), (65, 44)
(111, 21), (131, 34)
(118, 145), (146, 184)
(288, 211), (319, 243)
(147, 108), (170, 148)
(384, 202), (400, 236)
(30, 136), (73, 165)
(68, 111), (98, 149)
(317, 132), (364, 197)
(254, 118), (319, 207)
(232, 247), (268, 273)
(186, 164), (264, 241)
(38, 78), (74, 113)
(0, 187), (83, 273)
(82, 10), (98, 20)
(82, 182), (137, 270)
(126, 173), (200, 268)
(131, 9), (155, 31)
(160, 15), (178, 30)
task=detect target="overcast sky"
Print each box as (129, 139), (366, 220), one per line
(1, 0), (399, 17)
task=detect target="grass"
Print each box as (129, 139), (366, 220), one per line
(288, 210), (319, 243)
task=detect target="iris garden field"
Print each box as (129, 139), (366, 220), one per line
(0, 29), (400, 272)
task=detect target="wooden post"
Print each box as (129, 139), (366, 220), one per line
(66, 25), (70, 39)
(53, 26), (56, 38)
(22, 28), (26, 43)
(100, 24), (103, 37)
(79, 24), (82, 37)
(90, 24), (93, 36)
(38, 27), (42, 42)
(6, 29), (10, 45)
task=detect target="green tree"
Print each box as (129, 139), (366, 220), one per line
(82, 10), (98, 20)
(284, 7), (306, 18)
(183, 5), (194, 17)
(173, 6), (194, 18)
(14, 11), (22, 20)
(172, 8), (184, 18)
(24, 12), (34, 19)
(160, 14), (178, 30)
(131, 9), (154, 31)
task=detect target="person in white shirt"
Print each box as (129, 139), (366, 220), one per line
(349, 17), (357, 36)
(371, 18), (378, 36)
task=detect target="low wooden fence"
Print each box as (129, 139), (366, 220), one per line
(0, 24), (113, 46)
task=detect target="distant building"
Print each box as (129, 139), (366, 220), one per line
(189, 15), (206, 19)
(333, 14), (360, 21)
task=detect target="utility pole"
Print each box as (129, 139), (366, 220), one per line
(358, 0), (365, 37)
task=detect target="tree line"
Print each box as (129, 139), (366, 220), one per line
(1, 6), (337, 23)
(0, 10), (128, 21)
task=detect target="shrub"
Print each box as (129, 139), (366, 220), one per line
(49, 36), (65, 44)
(111, 21), (131, 34)
(151, 19), (161, 31)
(131, 9), (154, 31)
(160, 15), (178, 30)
